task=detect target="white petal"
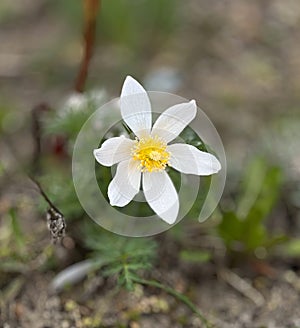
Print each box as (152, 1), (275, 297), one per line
(167, 143), (221, 175)
(93, 136), (135, 166)
(120, 76), (152, 138)
(108, 160), (141, 207)
(151, 100), (197, 143)
(143, 171), (179, 224)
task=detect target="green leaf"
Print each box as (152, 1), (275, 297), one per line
(264, 235), (288, 249)
(218, 211), (244, 249)
(218, 157), (283, 253)
(282, 239), (300, 257)
(237, 157), (282, 221)
(237, 157), (268, 218)
(242, 223), (267, 251)
(246, 165), (282, 224)
(83, 221), (157, 288)
(9, 208), (25, 251)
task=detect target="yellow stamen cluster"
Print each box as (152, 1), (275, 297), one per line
(132, 135), (170, 172)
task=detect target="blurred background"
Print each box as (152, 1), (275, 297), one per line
(1, 0), (300, 327)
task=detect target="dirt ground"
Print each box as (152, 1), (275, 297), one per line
(2, 265), (300, 328)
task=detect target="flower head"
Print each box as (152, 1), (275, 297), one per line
(132, 135), (170, 172)
(93, 76), (221, 224)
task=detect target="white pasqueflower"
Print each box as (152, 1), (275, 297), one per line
(93, 76), (221, 224)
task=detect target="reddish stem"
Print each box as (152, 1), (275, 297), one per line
(74, 0), (101, 93)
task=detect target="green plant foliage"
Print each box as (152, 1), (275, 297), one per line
(0, 208), (54, 274)
(218, 157), (284, 253)
(44, 91), (106, 143)
(83, 221), (211, 325)
(9, 208), (26, 252)
(40, 92), (107, 221)
(281, 239), (300, 257)
(45, 107), (93, 142)
(84, 222), (157, 290)
(0, 208), (27, 262)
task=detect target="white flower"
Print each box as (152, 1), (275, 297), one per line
(93, 76), (221, 224)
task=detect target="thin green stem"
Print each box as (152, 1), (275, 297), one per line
(132, 277), (213, 328)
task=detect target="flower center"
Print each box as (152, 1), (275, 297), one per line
(132, 136), (170, 172)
